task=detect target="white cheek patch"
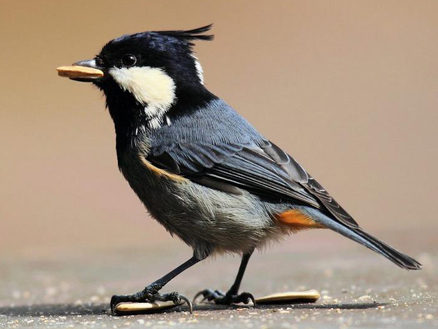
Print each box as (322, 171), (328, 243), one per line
(109, 66), (176, 119)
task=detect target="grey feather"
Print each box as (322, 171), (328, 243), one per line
(117, 98), (418, 269)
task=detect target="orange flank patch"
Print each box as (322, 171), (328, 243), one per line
(275, 209), (326, 231)
(139, 155), (187, 182)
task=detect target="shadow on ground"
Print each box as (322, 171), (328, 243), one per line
(0, 301), (384, 317)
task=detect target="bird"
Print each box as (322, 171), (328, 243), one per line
(57, 24), (421, 314)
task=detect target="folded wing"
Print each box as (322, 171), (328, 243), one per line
(149, 139), (359, 228)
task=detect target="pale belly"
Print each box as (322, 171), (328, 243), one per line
(118, 149), (286, 258)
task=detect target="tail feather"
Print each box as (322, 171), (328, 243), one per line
(303, 208), (422, 270)
(354, 229), (421, 270)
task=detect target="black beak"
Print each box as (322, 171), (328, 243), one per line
(57, 59), (105, 82)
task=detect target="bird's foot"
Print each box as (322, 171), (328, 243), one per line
(110, 283), (192, 315)
(193, 289), (255, 306)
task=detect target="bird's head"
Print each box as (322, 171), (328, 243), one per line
(57, 25), (214, 128)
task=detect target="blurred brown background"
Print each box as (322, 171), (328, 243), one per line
(0, 0), (437, 259)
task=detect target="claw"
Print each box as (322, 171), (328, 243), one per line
(193, 289), (221, 304)
(110, 302), (120, 315)
(178, 294), (193, 314)
(193, 288), (256, 307)
(250, 294), (256, 307)
(110, 289), (192, 315)
(242, 292), (256, 307)
(110, 295), (127, 315)
(192, 290), (206, 304)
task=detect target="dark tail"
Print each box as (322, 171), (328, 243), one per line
(353, 228), (421, 270)
(308, 208), (422, 270)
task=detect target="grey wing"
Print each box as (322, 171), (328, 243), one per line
(149, 139), (359, 229)
(261, 141), (359, 228)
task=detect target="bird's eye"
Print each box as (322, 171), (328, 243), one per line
(122, 54), (137, 67)
(95, 56), (105, 67)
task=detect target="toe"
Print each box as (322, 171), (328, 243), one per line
(237, 292), (256, 306)
(193, 289), (209, 304)
(110, 295), (129, 314)
(193, 289), (224, 304)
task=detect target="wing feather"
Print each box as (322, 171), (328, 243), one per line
(149, 141), (320, 208)
(261, 141), (359, 228)
(146, 99), (359, 228)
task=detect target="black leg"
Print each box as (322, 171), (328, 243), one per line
(194, 248), (255, 306)
(111, 253), (206, 314)
(226, 250), (252, 295)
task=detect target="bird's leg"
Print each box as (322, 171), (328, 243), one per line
(194, 248), (255, 306)
(111, 253), (206, 314)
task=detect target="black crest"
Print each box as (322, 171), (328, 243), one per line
(154, 24), (214, 45)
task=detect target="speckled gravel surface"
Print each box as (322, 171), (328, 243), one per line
(1, 232), (436, 328)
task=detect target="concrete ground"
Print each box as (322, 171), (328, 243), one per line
(0, 228), (437, 329)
